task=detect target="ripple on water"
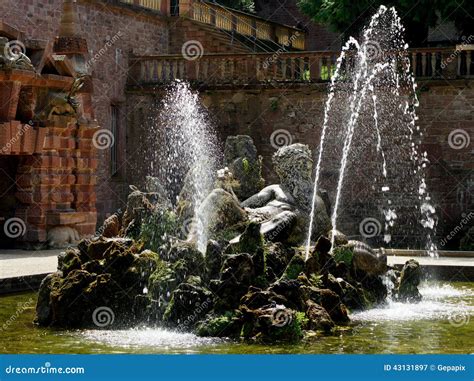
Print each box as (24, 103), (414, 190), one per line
(351, 282), (474, 323)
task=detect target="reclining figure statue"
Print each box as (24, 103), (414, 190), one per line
(241, 143), (331, 244)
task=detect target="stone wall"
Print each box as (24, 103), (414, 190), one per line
(126, 80), (473, 248)
(0, 0), (169, 225)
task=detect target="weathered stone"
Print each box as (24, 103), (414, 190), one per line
(319, 288), (350, 324)
(101, 214), (120, 238)
(349, 240), (387, 276)
(304, 300), (334, 332)
(47, 226), (80, 249)
(197, 189), (248, 240)
(224, 135), (265, 200)
(397, 259), (422, 302)
(34, 271), (63, 326)
(163, 282), (213, 328)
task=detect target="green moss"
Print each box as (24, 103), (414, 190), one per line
(197, 312), (236, 337)
(267, 312), (304, 343)
(309, 274), (323, 288)
(139, 209), (178, 252)
(282, 254), (305, 280)
(332, 246), (354, 266)
(242, 157), (250, 173)
(270, 98), (278, 111)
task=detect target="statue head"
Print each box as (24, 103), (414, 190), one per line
(272, 143), (313, 183)
(272, 143), (313, 209)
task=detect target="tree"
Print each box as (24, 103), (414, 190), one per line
(214, 0), (255, 13)
(297, 0), (473, 46)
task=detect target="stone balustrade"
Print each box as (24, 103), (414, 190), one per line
(128, 48), (474, 86)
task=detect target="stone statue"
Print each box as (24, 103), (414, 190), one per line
(39, 74), (85, 119)
(241, 143), (331, 244)
(0, 37), (35, 71)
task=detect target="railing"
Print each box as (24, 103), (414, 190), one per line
(128, 48), (474, 86)
(189, 1), (305, 50)
(120, 0), (163, 12)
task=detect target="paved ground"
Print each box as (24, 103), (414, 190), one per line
(387, 255), (474, 268)
(0, 249), (61, 279)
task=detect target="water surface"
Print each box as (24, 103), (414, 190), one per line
(1, 282), (473, 354)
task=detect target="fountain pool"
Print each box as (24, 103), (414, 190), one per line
(2, 282), (473, 354)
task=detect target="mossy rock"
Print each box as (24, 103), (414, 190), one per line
(332, 245), (354, 267)
(281, 253), (305, 280)
(59, 249), (82, 276)
(196, 312), (242, 338)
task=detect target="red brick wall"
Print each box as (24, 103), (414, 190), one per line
(0, 0), (169, 224)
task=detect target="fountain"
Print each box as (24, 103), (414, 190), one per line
(147, 81), (220, 253)
(306, 5), (438, 259)
(26, 6), (474, 355)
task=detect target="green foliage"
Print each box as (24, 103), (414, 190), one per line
(270, 98), (279, 111)
(320, 65), (335, 81)
(332, 246), (354, 267)
(310, 273), (323, 288)
(242, 157), (250, 173)
(296, 0), (471, 45)
(139, 209), (178, 252)
(197, 312), (237, 337)
(216, 0), (255, 13)
(282, 254), (305, 280)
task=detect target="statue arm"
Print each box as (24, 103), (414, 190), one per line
(241, 186), (275, 208)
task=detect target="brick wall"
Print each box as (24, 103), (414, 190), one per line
(126, 81), (473, 249)
(0, 0), (169, 224)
